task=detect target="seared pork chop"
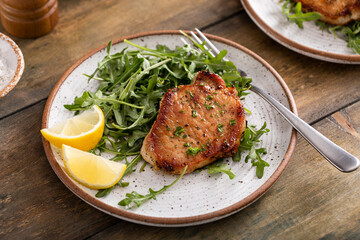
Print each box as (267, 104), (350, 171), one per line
(296, 0), (360, 25)
(141, 71), (246, 174)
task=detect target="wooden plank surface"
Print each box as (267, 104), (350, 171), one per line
(0, 0), (243, 119)
(1, 0), (360, 239)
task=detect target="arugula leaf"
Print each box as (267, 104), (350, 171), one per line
(233, 122), (270, 178)
(206, 162), (235, 179)
(95, 186), (114, 198)
(119, 166), (187, 208)
(282, 1), (322, 29)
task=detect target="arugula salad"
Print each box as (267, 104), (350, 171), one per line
(64, 33), (270, 208)
(281, 0), (360, 54)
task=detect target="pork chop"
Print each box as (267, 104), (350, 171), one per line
(140, 71), (246, 174)
(296, 0), (360, 25)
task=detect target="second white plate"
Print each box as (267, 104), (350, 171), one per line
(241, 0), (360, 64)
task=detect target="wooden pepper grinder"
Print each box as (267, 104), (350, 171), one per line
(0, 0), (58, 38)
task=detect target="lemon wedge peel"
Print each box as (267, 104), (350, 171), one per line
(61, 144), (126, 190)
(41, 105), (105, 151)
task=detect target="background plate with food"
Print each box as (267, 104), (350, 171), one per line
(42, 31), (297, 226)
(241, 0), (360, 64)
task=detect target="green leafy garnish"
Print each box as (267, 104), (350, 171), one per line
(230, 119), (236, 126)
(118, 166), (187, 208)
(206, 162), (235, 179)
(233, 122), (270, 178)
(282, 0), (322, 29)
(316, 20), (360, 54)
(282, 0), (360, 54)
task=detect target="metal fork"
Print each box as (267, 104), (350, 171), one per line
(186, 28), (359, 173)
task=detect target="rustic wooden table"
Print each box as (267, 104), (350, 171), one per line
(1, 0), (360, 239)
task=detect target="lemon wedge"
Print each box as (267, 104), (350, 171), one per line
(41, 105), (105, 151)
(62, 144), (126, 189)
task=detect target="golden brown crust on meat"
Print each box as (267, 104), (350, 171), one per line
(140, 71), (246, 174)
(296, 0), (360, 25)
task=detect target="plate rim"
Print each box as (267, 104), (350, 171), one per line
(41, 30), (297, 226)
(0, 32), (25, 97)
(241, 0), (360, 63)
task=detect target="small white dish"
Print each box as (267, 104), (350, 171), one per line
(0, 32), (24, 97)
(42, 31), (297, 226)
(241, 0), (360, 64)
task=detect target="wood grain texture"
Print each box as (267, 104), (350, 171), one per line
(204, 12), (360, 123)
(0, 0), (242, 119)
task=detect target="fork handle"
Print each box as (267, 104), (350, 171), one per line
(250, 84), (359, 172)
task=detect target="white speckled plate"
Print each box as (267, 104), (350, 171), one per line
(0, 32), (25, 97)
(42, 31), (297, 226)
(241, 0), (360, 64)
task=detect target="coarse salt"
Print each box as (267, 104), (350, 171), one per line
(0, 58), (14, 89)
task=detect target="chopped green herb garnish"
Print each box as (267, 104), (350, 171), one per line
(205, 103), (214, 110)
(230, 119), (236, 126)
(174, 126), (185, 137)
(186, 147), (201, 156)
(206, 95), (213, 101)
(166, 125), (170, 131)
(192, 109), (197, 117)
(217, 124), (224, 133)
(183, 142), (190, 147)
(182, 134), (188, 139)
(214, 101), (222, 108)
(180, 110), (185, 113)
